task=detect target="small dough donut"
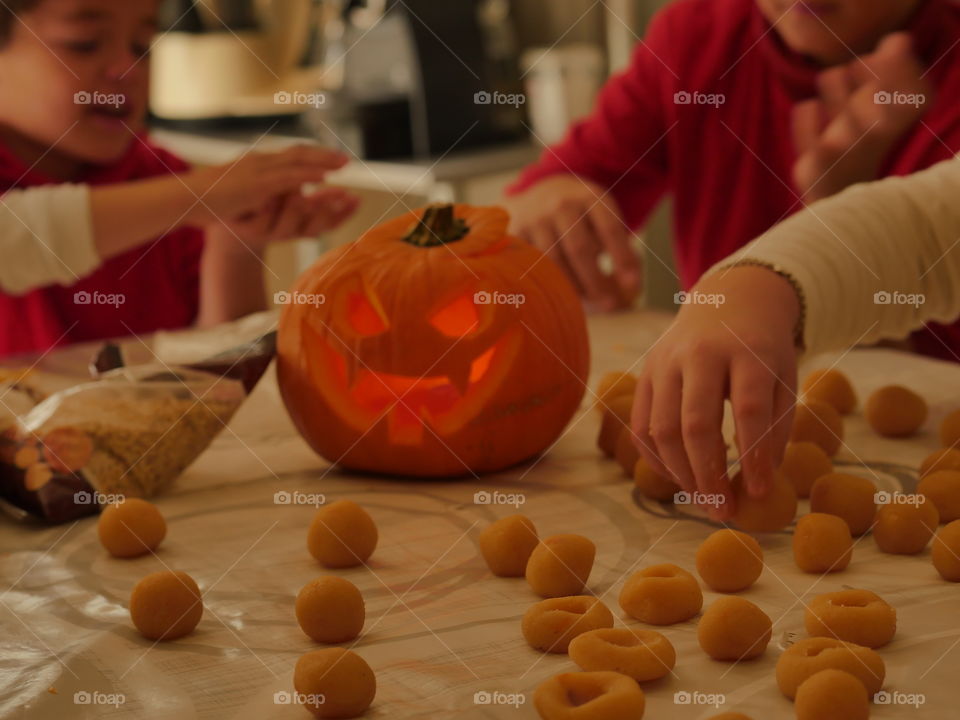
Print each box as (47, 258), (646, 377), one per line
(940, 408), (960, 448)
(533, 671), (645, 720)
(920, 448), (960, 478)
(801, 369), (857, 415)
(619, 563), (702, 625)
(598, 394), (634, 458)
(633, 456), (679, 501)
(129, 570), (203, 641)
(775, 636), (885, 700)
(526, 534), (596, 598)
(732, 471), (797, 533)
(790, 400), (843, 457)
(779, 441), (833, 498)
(932, 519), (960, 581)
(697, 596), (772, 661)
(479, 514), (539, 577)
(307, 500), (378, 569)
(522, 596), (614, 653)
(865, 385), (927, 438)
(98, 498), (166, 558)
(614, 426), (640, 476)
(809, 474), (877, 536)
(794, 669), (869, 720)
(804, 589), (896, 648)
(695, 529), (763, 592)
(792, 513), (852, 573)
(917, 470), (960, 523)
(568, 627), (676, 682)
(873, 495), (939, 554)
(293, 648), (376, 718)
(295, 576), (365, 643)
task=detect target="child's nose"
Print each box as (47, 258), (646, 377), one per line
(103, 44), (147, 82)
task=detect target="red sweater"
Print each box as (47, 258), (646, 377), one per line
(0, 137), (203, 358)
(511, 0), (960, 361)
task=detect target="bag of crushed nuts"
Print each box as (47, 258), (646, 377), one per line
(0, 332), (275, 523)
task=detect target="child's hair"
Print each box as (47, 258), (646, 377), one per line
(0, 1), (40, 46)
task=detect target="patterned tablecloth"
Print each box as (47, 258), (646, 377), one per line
(1, 310), (958, 719)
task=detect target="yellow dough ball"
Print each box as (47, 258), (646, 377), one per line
(804, 589), (896, 649)
(533, 671), (645, 720)
(597, 394), (634, 458)
(293, 648), (376, 718)
(97, 498), (166, 558)
(568, 627), (676, 682)
(873, 495), (939, 554)
(920, 448), (960, 478)
(792, 513), (852, 574)
(619, 563), (703, 625)
(865, 385), (927, 438)
(779, 441), (833, 498)
(932, 519), (960, 581)
(479, 514), (539, 577)
(809, 474), (877, 536)
(775, 636), (885, 700)
(295, 577), (365, 643)
(526, 534), (595, 598)
(917, 470), (960, 523)
(633, 456), (679, 501)
(695, 529), (763, 592)
(791, 400), (844, 457)
(129, 570), (203, 641)
(307, 500), (378, 569)
(596, 371), (637, 411)
(521, 596), (614, 653)
(614, 427), (641, 476)
(940, 408), (960, 448)
(732, 471), (797, 533)
(698, 596), (772, 661)
(801, 369), (857, 415)
(794, 669), (869, 720)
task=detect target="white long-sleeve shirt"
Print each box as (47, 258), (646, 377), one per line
(710, 156), (960, 356)
(0, 184), (97, 295)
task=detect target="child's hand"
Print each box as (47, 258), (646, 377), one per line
(631, 266), (801, 519)
(792, 33), (931, 203)
(503, 175), (642, 311)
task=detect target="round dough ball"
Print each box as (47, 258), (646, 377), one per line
(873, 495), (939, 554)
(775, 636), (885, 700)
(98, 498), (166, 558)
(614, 426), (640, 476)
(129, 570), (203, 641)
(779, 441), (833, 498)
(568, 627), (676, 682)
(865, 385), (927, 438)
(932, 519), (960, 581)
(521, 596), (614, 653)
(920, 448), (960, 478)
(598, 395), (633, 457)
(526, 534), (595, 598)
(794, 669), (869, 720)
(695, 529), (763, 592)
(731, 471), (797, 533)
(917, 470), (960, 523)
(479, 514), (539, 577)
(801, 369), (857, 415)
(293, 648), (375, 718)
(804, 589), (896, 648)
(791, 400), (843, 457)
(706, 715), (753, 720)
(809, 474), (877, 536)
(698, 596), (771, 661)
(633, 456), (679, 501)
(596, 371), (636, 411)
(940, 408), (960, 448)
(792, 513), (852, 574)
(307, 500), (378, 569)
(295, 576), (364, 643)
(619, 563), (702, 625)
(533, 671), (645, 720)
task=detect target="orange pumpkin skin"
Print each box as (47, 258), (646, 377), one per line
(277, 204), (589, 477)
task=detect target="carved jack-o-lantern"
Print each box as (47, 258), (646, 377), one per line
(277, 204), (589, 476)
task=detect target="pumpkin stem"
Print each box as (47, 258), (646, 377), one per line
(402, 204), (468, 247)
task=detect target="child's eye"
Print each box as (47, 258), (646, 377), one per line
(132, 42), (151, 57)
(65, 39), (101, 54)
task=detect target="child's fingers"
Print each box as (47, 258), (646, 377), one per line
(587, 202), (641, 301)
(529, 224), (585, 297)
(770, 359), (799, 468)
(631, 376), (670, 480)
(648, 367), (697, 491)
(554, 208), (616, 311)
(791, 98), (825, 154)
(729, 356), (777, 499)
(271, 144), (349, 171)
(680, 356), (731, 514)
(265, 193), (306, 241)
(263, 167), (341, 196)
(300, 191), (360, 235)
(817, 63), (858, 117)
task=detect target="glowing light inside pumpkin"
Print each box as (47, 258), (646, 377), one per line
(430, 293), (480, 338)
(347, 291), (388, 336)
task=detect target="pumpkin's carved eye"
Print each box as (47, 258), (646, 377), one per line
(347, 291), (388, 336)
(430, 293), (479, 338)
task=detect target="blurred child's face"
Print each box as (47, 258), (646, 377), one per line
(757, 0), (923, 64)
(0, 0), (157, 172)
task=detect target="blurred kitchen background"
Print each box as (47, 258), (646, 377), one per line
(150, 0), (676, 306)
